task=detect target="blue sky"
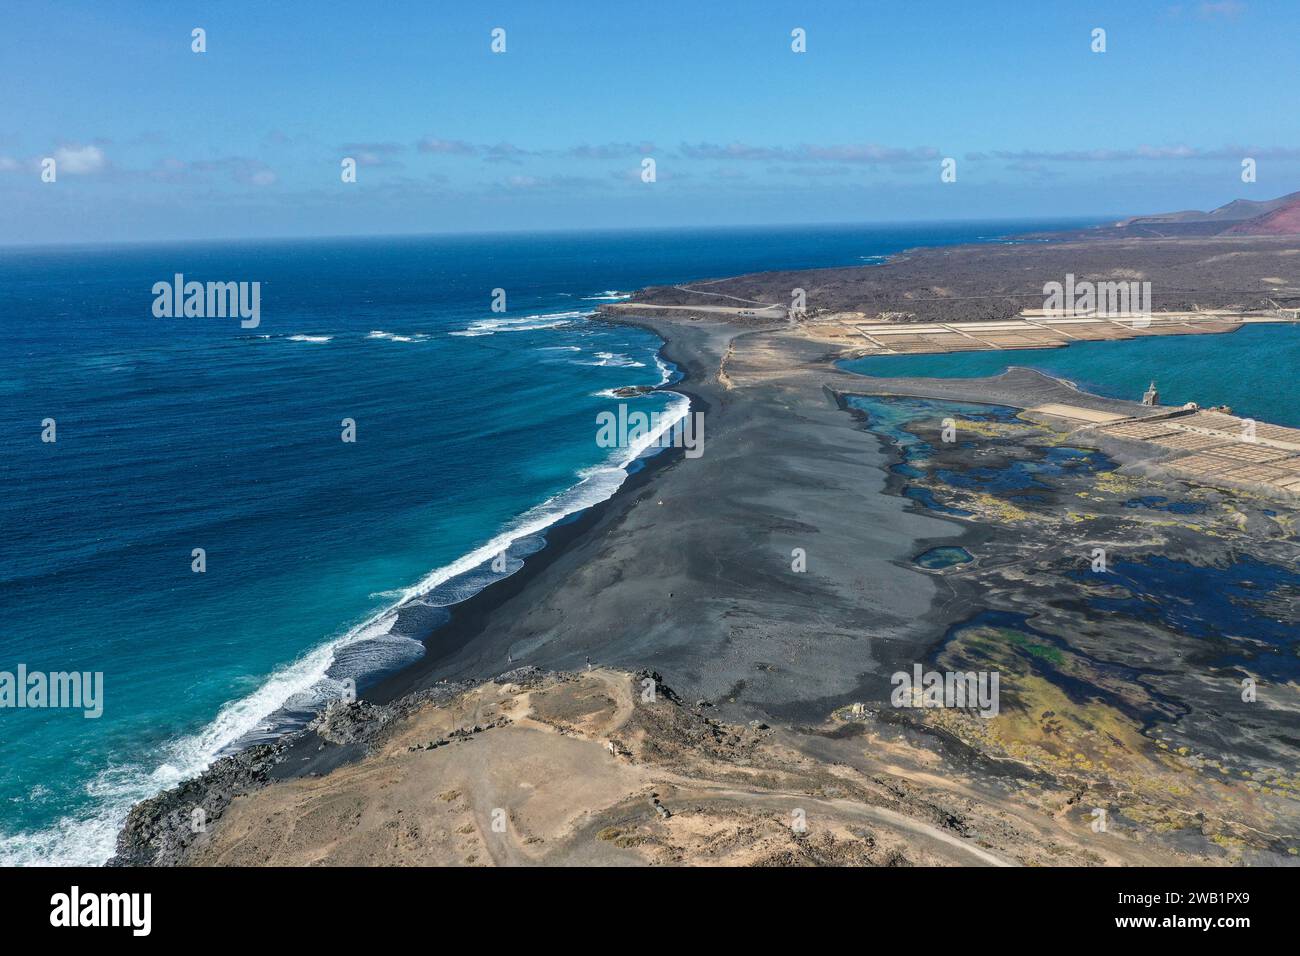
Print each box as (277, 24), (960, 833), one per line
(2, 0), (1298, 244)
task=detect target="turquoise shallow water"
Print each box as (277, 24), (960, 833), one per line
(842, 324), (1300, 428)
(913, 547), (973, 570)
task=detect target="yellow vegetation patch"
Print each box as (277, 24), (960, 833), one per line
(963, 492), (1035, 523)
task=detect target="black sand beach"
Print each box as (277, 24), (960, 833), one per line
(113, 240), (1300, 867)
(367, 313), (987, 726)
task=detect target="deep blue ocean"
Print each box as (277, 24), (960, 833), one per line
(2, 220), (1100, 865)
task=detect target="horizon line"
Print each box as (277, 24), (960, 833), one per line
(0, 213), (1113, 253)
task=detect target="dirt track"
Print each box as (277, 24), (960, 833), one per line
(185, 670), (1159, 867)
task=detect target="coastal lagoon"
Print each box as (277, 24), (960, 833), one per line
(843, 323), (1300, 428)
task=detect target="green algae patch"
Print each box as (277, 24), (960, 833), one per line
(1003, 630), (1065, 665)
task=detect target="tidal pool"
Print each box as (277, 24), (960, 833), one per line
(914, 546), (975, 569)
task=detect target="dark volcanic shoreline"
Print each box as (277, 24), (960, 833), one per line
(113, 236), (1300, 867)
(111, 319), (708, 864)
(363, 329), (709, 707)
(113, 305), (968, 864)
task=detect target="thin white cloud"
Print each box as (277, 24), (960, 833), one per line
(1200, 1), (1246, 19)
(339, 142), (406, 168)
(417, 137), (477, 156)
(678, 142), (938, 164)
(965, 144), (1300, 162)
(504, 173), (602, 190)
(53, 144), (107, 175)
(147, 155), (277, 186)
(565, 142), (656, 159)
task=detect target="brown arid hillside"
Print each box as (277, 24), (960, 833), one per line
(115, 668), (1206, 867)
(1225, 196), (1300, 235)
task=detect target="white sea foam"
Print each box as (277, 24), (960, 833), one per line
(288, 334), (333, 343)
(367, 330), (431, 343)
(450, 311), (590, 337)
(0, 612), (407, 867)
(594, 353), (670, 396)
(0, 378), (690, 867)
(654, 353), (675, 385)
(576, 351), (645, 368)
(581, 290), (631, 301)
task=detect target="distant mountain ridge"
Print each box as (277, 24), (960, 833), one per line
(1097, 191), (1300, 237)
(1224, 195), (1300, 235)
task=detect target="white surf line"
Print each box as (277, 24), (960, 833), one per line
(42, 384), (694, 867)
